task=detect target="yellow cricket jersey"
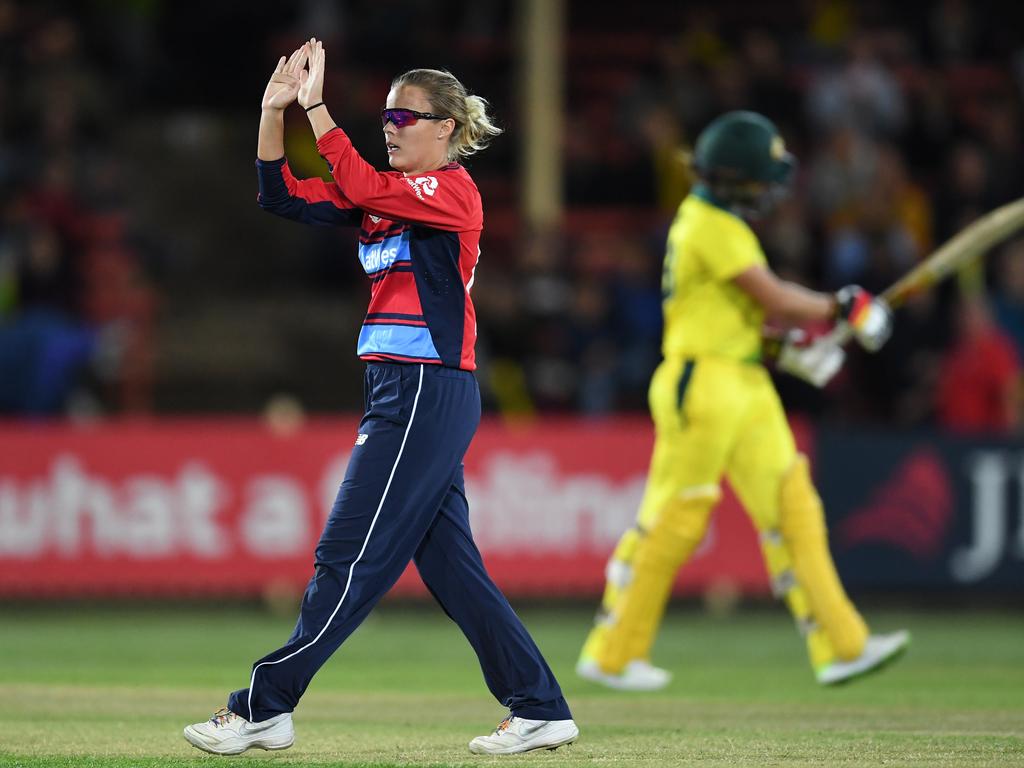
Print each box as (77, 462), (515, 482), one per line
(660, 190), (766, 362)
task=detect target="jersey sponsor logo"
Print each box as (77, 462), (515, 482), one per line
(355, 433), (368, 446)
(405, 175), (438, 200)
(358, 231), (410, 274)
(368, 215), (382, 224)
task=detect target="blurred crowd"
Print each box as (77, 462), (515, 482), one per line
(1, 0), (1024, 435)
(481, 0), (1024, 434)
(0, 1), (157, 415)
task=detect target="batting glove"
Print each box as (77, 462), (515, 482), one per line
(835, 285), (893, 352)
(777, 330), (846, 388)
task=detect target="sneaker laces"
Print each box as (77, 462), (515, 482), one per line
(492, 714), (515, 736)
(210, 707), (240, 728)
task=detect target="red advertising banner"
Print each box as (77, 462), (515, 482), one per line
(0, 418), (775, 598)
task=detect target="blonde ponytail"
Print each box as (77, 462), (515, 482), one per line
(458, 94), (503, 159)
(391, 69), (503, 161)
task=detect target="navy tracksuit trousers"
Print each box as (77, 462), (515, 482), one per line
(229, 363), (571, 723)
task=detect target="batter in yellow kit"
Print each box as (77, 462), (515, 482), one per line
(577, 111), (909, 689)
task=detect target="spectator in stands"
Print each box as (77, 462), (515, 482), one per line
(936, 295), (1021, 434)
(0, 215), (100, 414)
(0, 8), (155, 415)
(806, 126), (880, 229)
(824, 183), (917, 292)
(805, 32), (907, 138)
(981, 102), (1024, 204)
(935, 142), (994, 241)
(741, 30), (801, 123)
(928, 0), (979, 63)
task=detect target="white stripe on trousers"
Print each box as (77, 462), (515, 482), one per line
(247, 364), (425, 721)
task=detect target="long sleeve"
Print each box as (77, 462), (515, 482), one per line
(256, 157), (363, 227)
(315, 128), (482, 232)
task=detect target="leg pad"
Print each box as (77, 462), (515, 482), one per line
(775, 455), (868, 663)
(594, 490), (716, 673)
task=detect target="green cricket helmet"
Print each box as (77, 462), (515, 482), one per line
(693, 110), (796, 216)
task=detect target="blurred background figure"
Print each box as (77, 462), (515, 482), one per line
(0, 5), (155, 416)
(936, 294), (1021, 434)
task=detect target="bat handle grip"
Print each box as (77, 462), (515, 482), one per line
(821, 322), (855, 348)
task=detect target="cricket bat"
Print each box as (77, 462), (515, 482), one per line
(829, 197), (1024, 345)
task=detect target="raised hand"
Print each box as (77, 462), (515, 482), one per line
(262, 47), (308, 111)
(297, 38), (325, 109)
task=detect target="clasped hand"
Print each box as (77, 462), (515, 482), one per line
(261, 38), (326, 112)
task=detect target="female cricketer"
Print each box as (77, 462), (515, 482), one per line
(183, 40), (577, 755)
(577, 111), (910, 691)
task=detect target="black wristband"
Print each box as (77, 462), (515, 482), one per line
(304, 102), (325, 113)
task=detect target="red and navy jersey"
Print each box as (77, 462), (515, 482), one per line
(255, 127), (482, 370)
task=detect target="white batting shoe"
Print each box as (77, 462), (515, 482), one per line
(576, 657), (672, 691)
(468, 714), (579, 754)
(183, 707), (294, 755)
(816, 630), (911, 685)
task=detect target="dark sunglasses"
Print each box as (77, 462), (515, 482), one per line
(380, 108), (450, 129)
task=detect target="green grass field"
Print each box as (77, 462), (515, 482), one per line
(1, 604), (1022, 767)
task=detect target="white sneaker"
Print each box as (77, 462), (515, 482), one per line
(183, 707), (294, 755)
(468, 714), (579, 755)
(576, 657), (672, 691)
(816, 630), (911, 685)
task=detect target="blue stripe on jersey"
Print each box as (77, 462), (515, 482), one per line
(357, 323), (440, 360)
(358, 231), (411, 275)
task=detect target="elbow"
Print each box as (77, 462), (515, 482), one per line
(258, 186), (281, 206)
(257, 190), (287, 210)
(257, 197), (280, 214)
(257, 195), (300, 220)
